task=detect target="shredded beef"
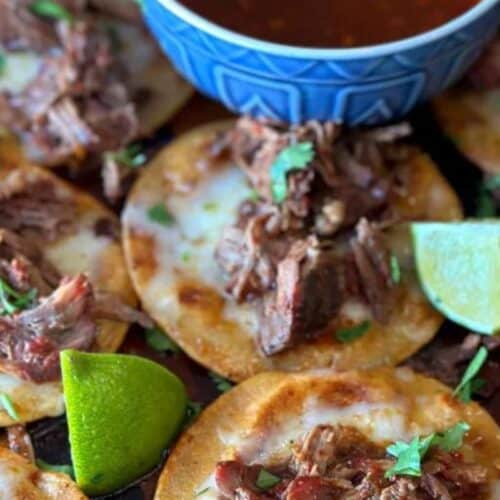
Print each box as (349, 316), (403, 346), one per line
(215, 118), (410, 355)
(259, 238), (341, 355)
(1, 16), (138, 166)
(0, 171), (76, 242)
(349, 219), (394, 322)
(93, 291), (153, 329)
(7, 424), (35, 462)
(214, 425), (489, 500)
(0, 274), (96, 382)
(0, 228), (60, 295)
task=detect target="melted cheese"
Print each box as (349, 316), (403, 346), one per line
(0, 457), (34, 500)
(0, 374), (64, 423)
(123, 166), (259, 333)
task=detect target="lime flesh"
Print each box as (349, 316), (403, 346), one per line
(412, 221), (500, 335)
(60, 350), (187, 496)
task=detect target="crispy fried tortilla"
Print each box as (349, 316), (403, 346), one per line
(0, 446), (86, 499)
(434, 88), (500, 174)
(123, 122), (463, 382)
(0, 134), (136, 425)
(155, 368), (500, 499)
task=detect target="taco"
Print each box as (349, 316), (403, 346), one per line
(155, 368), (500, 499)
(0, 132), (149, 426)
(0, 0), (192, 198)
(123, 118), (463, 382)
(0, 446), (86, 499)
(433, 34), (500, 174)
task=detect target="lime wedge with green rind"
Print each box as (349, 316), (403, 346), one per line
(412, 221), (500, 335)
(61, 350), (187, 496)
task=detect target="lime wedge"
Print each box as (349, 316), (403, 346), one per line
(412, 221), (500, 335)
(60, 350), (187, 496)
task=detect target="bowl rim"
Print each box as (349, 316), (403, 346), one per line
(154, 0), (499, 59)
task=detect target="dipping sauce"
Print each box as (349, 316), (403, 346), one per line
(179, 0), (480, 48)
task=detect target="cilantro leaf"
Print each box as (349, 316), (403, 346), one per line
(270, 142), (314, 203)
(185, 400), (203, 425)
(106, 144), (146, 169)
(36, 459), (74, 478)
(30, 0), (73, 21)
(209, 372), (233, 393)
(335, 321), (371, 343)
(195, 487), (210, 497)
(181, 251), (191, 263)
(386, 422), (470, 478)
(0, 278), (37, 315)
(203, 201), (218, 212)
(0, 54), (5, 76)
(147, 204), (174, 226)
(390, 255), (401, 284)
(454, 346), (488, 402)
(256, 469), (281, 490)
(144, 327), (180, 354)
(0, 393), (19, 421)
(476, 175), (500, 217)
(432, 421), (470, 452)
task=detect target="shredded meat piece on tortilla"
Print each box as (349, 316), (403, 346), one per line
(0, 171), (76, 242)
(0, 271), (151, 383)
(214, 424), (489, 500)
(7, 425), (35, 462)
(0, 5), (139, 167)
(214, 118), (408, 355)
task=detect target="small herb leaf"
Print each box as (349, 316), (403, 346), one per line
(390, 254), (401, 284)
(195, 487), (210, 497)
(30, 0), (73, 20)
(185, 400), (203, 425)
(144, 327), (180, 354)
(147, 204), (174, 226)
(454, 346), (488, 402)
(36, 459), (74, 478)
(432, 421), (470, 452)
(0, 278), (37, 315)
(209, 372), (233, 393)
(0, 393), (19, 421)
(335, 321), (371, 343)
(270, 142), (314, 203)
(256, 469), (281, 490)
(107, 144), (146, 169)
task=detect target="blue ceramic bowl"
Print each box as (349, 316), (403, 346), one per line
(145, 0), (500, 125)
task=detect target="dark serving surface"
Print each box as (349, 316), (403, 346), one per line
(29, 94), (499, 499)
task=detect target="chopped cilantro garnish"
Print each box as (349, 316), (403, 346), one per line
(248, 189), (260, 202)
(209, 372), (233, 393)
(106, 144), (146, 169)
(185, 400), (203, 425)
(390, 255), (401, 284)
(385, 421), (470, 478)
(195, 487), (210, 497)
(147, 203), (174, 226)
(0, 54), (5, 75)
(270, 142), (314, 203)
(203, 201), (218, 212)
(256, 469), (281, 490)
(36, 459), (74, 478)
(476, 176), (500, 217)
(30, 0), (73, 21)
(0, 278), (36, 315)
(144, 327), (180, 354)
(454, 346), (488, 402)
(335, 321), (371, 343)
(0, 393), (19, 421)
(181, 251), (191, 263)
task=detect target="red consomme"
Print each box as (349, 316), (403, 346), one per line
(179, 0), (480, 48)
